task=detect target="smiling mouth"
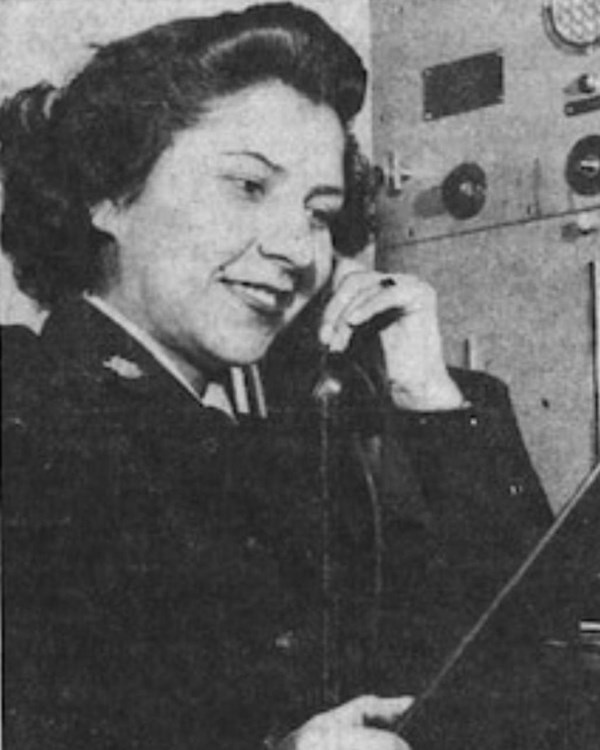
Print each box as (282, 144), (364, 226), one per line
(220, 279), (295, 316)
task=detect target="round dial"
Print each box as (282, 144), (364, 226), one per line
(542, 0), (600, 53)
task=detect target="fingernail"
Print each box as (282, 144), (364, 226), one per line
(327, 331), (343, 352)
(319, 322), (333, 345)
(328, 329), (351, 353)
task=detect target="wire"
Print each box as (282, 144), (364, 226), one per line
(316, 347), (341, 707)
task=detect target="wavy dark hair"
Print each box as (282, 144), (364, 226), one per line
(0, 3), (373, 308)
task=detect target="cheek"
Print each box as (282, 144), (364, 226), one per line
(143, 217), (238, 289)
(141, 195), (240, 255)
(287, 243), (334, 322)
(313, 239), (335, 289)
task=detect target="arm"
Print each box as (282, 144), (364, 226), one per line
(317, 263), (554, 694)
(319, 259), (552, 544)
(386, 367), (552, 541)
(3, 326), (416, 750)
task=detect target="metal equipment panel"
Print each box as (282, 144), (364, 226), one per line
(372, 0), (600, 508)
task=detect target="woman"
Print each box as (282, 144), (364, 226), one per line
(1, 4), (551, 749)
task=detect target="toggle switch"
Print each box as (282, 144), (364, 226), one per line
(577, 73), (600, 95)
(380, 151), (412, 195)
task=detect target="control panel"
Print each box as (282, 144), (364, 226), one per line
(374, 0), (600, 248)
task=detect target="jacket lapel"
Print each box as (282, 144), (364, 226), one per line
(40, 298), (236, 484)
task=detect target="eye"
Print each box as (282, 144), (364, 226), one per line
(240, 178), (266, 199)
(223, 175), (267, 201)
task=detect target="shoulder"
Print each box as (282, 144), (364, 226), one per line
(2, 324), (49, 379)
(3, 322), (87, 420)
(2, 323), (150, 531)
(2, 325), (67, 524)
(2, 324), (53, 425)
(2, 322), (129, 469)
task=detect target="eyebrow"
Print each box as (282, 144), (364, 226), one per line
(222, 151), (284, 173)
(223, 150), (345, 202)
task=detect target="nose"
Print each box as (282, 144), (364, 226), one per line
(257, 212), (317, 270)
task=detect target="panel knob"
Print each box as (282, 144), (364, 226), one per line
(566, 135), (600, 196)
(441, 162), (487, 220)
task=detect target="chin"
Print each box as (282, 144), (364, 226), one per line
(212, 335), (274, 367)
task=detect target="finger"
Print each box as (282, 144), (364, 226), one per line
(332, 256), (368, 286)
(327, 695), (414, 726)
(348, 277), (435, 326)
(294, 727), (411, 750)
(320, 726), (411, 750)
(336, 290), (406, 342)
(322, 273), (406, 348)
(322, 256), (393, 335)
(322, 272), (434, 347)
(327, 278), (434, 353)
(325, 288), (402, 352)
(320, 271), (381, 345)
(325, 284), (387, 352)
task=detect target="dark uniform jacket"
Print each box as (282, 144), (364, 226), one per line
(2, 297), (554, 750)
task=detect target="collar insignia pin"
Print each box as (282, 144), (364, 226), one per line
(102, 355), (144, 380)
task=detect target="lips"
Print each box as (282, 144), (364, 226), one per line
(220, 278), (295, 315)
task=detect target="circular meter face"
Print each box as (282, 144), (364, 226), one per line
(542, 0), (600, 53)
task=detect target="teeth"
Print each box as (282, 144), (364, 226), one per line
(224, 279), (287, 312)
(244, 286), (277, 307)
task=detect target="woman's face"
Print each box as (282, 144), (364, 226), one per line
(96, 80), (346, 373)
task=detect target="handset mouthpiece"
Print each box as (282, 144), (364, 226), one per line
(312, 347), (344, 402)
(313, 372), (343, 402)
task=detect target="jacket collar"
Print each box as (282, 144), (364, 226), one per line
(40, 297), (207, 408)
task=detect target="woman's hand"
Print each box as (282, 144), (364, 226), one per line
(319, 259), (465, 411)
(279, 695), (413, 750)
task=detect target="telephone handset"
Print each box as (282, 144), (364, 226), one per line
(310, 262), (398, 410)
(307, 274), (398, 707)
(262, 267), (391, 418)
